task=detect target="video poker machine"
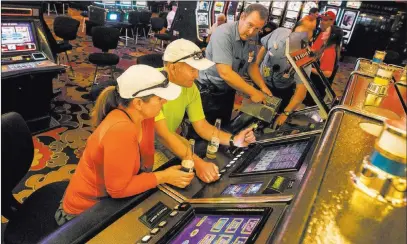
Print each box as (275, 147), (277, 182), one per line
(87, 186), (287, 244)
(269, 1), (286, 26)
(1, 2), (64, 133)
(281, 1), (303, 29)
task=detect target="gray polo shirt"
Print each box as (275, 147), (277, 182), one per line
(197, 21), (258, 92)
(260, 28), (311, 89)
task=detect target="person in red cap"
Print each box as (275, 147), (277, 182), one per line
(312, 11), (336, 52)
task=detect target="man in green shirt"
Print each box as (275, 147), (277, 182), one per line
(155, 39), (255, 183)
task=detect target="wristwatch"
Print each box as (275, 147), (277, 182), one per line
(283, 111), (292, 116)
(229, 135), (236, 147)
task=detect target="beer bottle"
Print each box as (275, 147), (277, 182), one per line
(206, 119), (221, 159)
(181, 139), (195, 173)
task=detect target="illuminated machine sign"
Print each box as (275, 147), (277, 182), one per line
(346, 1), (362, 9)
(327, 1), (342, 6)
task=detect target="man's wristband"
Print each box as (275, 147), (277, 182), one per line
(229, 135), (235, 147)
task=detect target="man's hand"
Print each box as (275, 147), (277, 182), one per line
(250, 90), (266, 103)
(233, 127), (256, 147)
(260, 86), (272, 97)
(273, 113), (289, 129)
(195, 160), (219, 183)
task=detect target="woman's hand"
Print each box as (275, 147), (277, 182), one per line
(155, 165), (194, 188)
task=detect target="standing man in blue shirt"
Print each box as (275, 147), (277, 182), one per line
(256, 20), (315, 128)
(196, 4), (272, 127)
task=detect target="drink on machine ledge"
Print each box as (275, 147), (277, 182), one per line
(181, 139), (195, 173)
(372, 50), (386, 64)
(206, 119), (221, 159)
(367, 50), (387, 76)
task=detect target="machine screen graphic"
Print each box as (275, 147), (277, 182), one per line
(1, 22), (36, 52)
(170, 215), (261, 244)
(222, 183), (263, 196)
(243, 140), (309, 173)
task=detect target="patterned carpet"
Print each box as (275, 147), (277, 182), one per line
(1, 9), (356, 234)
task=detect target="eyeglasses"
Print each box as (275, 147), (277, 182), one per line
(173, 51), (204, 63)
(131, 71), (169, 97)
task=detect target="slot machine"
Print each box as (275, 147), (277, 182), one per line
(196, 1), (212, 42)
(339, 1), (361, 45)
(300, 1), (318, 19)
(1, 2), (64, 133)
(281, 1), (303, 29)
(211, 1), (227, 26)
(270, 1), (286, 26)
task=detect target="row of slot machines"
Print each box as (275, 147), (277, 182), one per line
(40, 28), (406, 244)
(195, 1), (320, 41)
(92, 1), (148, 22)
(1, 2), (64, 134)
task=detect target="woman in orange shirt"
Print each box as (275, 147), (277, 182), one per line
(55, 65), (194, 225)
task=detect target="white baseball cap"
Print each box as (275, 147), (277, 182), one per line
(163, 39), (215, 70)
(116, 65), (181, 100)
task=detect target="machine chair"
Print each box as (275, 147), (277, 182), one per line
(88, 27), (120, 84)
(53, 16), (80, 77)
(149, 17), (168, 51)
(2, 112), (69, 244)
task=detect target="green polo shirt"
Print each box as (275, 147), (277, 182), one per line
(155, 83), (205, 132)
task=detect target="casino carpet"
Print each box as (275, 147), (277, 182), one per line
(1, 9), (356, 236)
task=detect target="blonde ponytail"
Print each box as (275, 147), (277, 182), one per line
(91, 86), (119, 127)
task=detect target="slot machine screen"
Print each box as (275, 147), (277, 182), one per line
(1, 22), (36, 52)
(272, 8), (283, 16)
(198, 1), (209, 11)
(213, 2), (224, 12)
(107, 11), (121, 22)
(271, 18), (280, 24)
(287, 2), (302, 12)
(197, 13), (209, 26)
(285, 11), (298, 19)
(272, 2), (285, 9)
(232, 138), (313, 176)
(137, 1), (147, 8)
(168, 209), (270, 244)
(221, 183), (263, 197)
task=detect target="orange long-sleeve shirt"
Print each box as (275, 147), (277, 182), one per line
(62, 109), (157, 215)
